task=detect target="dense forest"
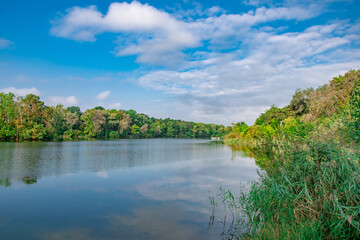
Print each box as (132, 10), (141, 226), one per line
(219, 69), (360, 239)
(0, 94), (230, 141)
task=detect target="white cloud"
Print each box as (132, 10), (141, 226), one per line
(139, 69), (218, 94)
(95, 90), (111, 100)
(109, 102), (122, 109)
(51, 1), (198, 66)
(0, 87), (40, 96)
(136, 21), (359, 124)
(51, 1), (316, 65)
(50, 2), (360, 124)
(0, 38), (14, 49)
(206, 6), (224, 16)
(48, 96), (79, 106)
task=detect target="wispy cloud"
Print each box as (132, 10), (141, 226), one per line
(47, 96), (79, 106)
(0, 87), (40, 96)
(0, 38), (14, 49)
(95, 90), (111, 100)
(109, 102), (122, 109)
(137, 21), (359, 124)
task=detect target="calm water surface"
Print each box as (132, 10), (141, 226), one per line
(0, 139), (259, 240)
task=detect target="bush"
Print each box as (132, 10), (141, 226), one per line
(349, 79), (360, 142)
(108, 131), (120, 139)
(290, 88), (314, 115)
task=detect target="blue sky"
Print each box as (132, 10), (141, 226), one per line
(0, 0), (359, 125)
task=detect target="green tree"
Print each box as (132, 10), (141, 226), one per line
(166, 125), (175, 137)
(17, 94), (47, 140)
(81, 109), (106, 138)
(290, 88), (314, 115)
(67, 106), (82, 117)
(349, 79), (360, 142)
(131, 124), (140, 136)
(0, 92), (17, 140)
(45, 105), (67, 139)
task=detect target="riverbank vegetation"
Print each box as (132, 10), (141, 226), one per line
(0, 94), (230, 141)
(221, 70), (360, 239)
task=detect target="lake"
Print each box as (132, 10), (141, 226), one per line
(0, 139), (260, 240)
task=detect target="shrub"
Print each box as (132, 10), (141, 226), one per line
(108, 131), (120, 139)
(349, 79), (360, 142)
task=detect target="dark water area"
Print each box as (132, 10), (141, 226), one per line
(0, 139), (260, 240)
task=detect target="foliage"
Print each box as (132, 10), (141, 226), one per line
(222, 140), (360, 240)
(226, 69), (360, 144)
(290, 87), (314, 115)
(305, 70), (360, 121)
(349, 79), (360, 142)
(0, 92), (17, 140)
(220, 70), (360, 239)
(0, 93), (230, 141)
(255, 104), (291, 127)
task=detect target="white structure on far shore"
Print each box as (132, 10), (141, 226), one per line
(211, 137), (221, 140)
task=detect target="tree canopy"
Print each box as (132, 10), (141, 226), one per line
(0, 94), (230, 141)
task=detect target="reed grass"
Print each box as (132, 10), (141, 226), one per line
(215, 139), (360, 239)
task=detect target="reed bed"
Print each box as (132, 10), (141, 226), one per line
(215, 139), (360, 239)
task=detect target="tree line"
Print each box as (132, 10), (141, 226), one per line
(226, 69), (360, 144)
(0, 93), (231, 141)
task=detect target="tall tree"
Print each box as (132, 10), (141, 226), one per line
(0, 92), (17, 140)
(17, 94), (47, 140)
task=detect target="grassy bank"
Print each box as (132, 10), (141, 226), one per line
(218, 70), (360, 239)
(236, 140), (360, 239)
